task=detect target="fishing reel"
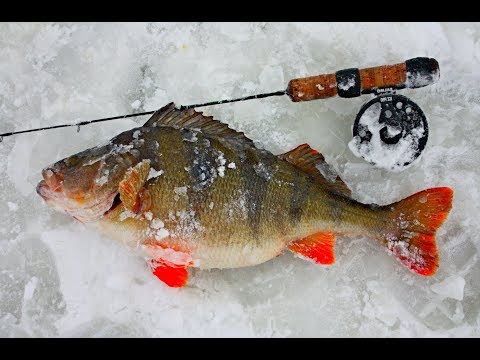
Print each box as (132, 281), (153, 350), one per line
(286, 57), (439, 171)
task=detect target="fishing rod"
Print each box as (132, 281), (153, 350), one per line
(0, 57), (439, 170)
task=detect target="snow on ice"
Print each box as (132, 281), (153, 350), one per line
(1, 22), (479, 337)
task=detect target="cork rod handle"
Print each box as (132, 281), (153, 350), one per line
(286, 57), (439, 102)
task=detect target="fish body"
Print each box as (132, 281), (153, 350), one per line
(37, 103), (453, 287)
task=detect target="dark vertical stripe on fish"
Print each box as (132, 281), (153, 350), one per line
(328, 195), (345, 226)
(289, 171), (309, 227)
(183, 130), (216, 213)
(239, 148), (272, 239)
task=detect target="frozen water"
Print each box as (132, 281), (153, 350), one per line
(1, 22), (480, 337)
(431, 275), (466, 301)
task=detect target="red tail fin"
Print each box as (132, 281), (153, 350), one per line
(382, 187), (453, 276)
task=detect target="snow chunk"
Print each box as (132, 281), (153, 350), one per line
(154, 228), (170, 241)
(227, 162), (236, 169)
(7, 202), (18, 212)
(174, 186), (188, 197)
(218, 166), (226, 177)
(144, 211), (153, 221)
(119, 209), (136, 221)
(337, 77), (355, 91)
(95, 169), (109, 186)
(131, 100), (141, 109)
(148, 168), (164, 180)
(151, 219), (164, 230)
(406, 69), (440, 88)
(431, 276), (466, 301)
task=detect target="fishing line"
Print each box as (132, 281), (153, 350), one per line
(0, 90), (286, 142)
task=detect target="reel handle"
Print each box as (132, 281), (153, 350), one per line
(286, 57), (440, 102)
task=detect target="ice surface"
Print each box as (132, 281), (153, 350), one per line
(431, 276), (466, 301)
(1, 22), (480, 337)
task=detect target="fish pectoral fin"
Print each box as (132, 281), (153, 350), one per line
(279, 144), (351, 198)
(149, 259), (189, 288)
(288, 232), (336, 265)
(119, 159), (151, 212)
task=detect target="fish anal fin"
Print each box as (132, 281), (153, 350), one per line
(143, 102), (255, 148)
(279, 144), (351, 198)
(288, 232), (336, 265)
(119, 159), (150, 212)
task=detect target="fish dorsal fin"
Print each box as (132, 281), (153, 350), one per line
(144, 102), (255, 147)
(279, 144), (351, 198)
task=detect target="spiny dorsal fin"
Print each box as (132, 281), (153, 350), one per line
(119, 159), (151, 212)
(144, 102), (255, 147)
(279, 144), (351, 198)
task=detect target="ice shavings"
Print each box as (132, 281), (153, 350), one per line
(215, 151), (227, 178)
(147, 167), (164, 180)
(95, 169), (109, 186)
(150, 219), (164, 230)
(142, 245), (192, 266)
(337, 77), (355, 91)
(406, 69), (440, 88)
(253, 162), (272, 180)
(174, 186), (188, 200)
(119, 209), (136, 222)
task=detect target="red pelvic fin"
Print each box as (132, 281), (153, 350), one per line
(149, 259), (188, 288)
(288, 232), (336, 265)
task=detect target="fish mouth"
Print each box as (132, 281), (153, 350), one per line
(36, 180), (54, 200)
(37, 179), (121, 221)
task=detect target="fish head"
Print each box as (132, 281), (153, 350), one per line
(36, 129), (145, 222)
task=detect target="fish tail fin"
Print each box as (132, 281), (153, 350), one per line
(380, 187), (453, 276)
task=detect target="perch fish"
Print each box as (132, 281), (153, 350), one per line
(36, 103), (453, 287)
